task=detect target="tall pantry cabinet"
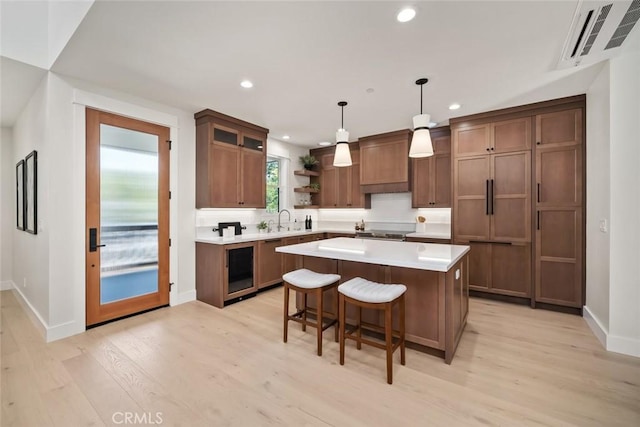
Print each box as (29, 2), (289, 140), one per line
(451, 95), (585, 311)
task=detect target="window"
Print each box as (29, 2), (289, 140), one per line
(266, 157), (280, 213)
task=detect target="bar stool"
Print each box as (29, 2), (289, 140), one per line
(338, 277), (406, 384)
(283, 269), (341, 356)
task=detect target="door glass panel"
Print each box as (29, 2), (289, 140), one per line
(214, 127), (238, 145)
(243, 135), (263, 151)
(99, 124), (159, 304)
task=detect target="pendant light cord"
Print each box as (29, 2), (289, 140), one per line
(420, 84), (423, 115)
(341, 105), (344, 129)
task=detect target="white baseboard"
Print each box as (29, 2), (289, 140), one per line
(0, 280), (14, 291)
(584, 305), (640, 358)
(608, 335), (640, 358)
(175, 290), (196, 305)
(583, 305), (607, 348)
(10, 284), (48, 340)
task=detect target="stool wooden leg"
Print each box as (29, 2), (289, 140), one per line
(316, 287), (323, 356)
(283, 283), (289, 343)
(334, 286), (339, 342)
(356, 306), (362, 350)
(385, 302), (393, 385)
(302, 293), (307, 332)
(339, 293), (346, 365)
(400, 295), (406, 366)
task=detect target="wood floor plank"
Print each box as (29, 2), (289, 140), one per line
(1, 288), (639, 426)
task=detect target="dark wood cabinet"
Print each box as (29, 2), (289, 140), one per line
(281, 233), (326, 274)
(412, 129), (451, 208)
(451, 95), (585, 310)
(359, 129), (412, 193)
(534, 108), (584, 308)
(314, 150), (370, 208)
(257, 238), (283, 289)
(454, 151), (531, 243)
(195, 109), (268, 208)
(196, 241), (257, 308)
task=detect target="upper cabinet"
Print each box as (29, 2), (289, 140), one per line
(310, 147), (370, 209)
(359, 129), (412, 193)
(453, 117), (531, 157)
(195, 109), (268, 208)
(412, 128), (451, 208)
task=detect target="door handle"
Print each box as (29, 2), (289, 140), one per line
(89, 228), (106, 252)
(537, 183), (541, 203)
(490, 179), (494, 215)
(537, 211), (540, 230)
(485, 180), (489, 215)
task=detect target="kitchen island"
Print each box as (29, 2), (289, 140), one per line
(276, 238), (470, 364)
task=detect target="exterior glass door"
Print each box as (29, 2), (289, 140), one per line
(86, 108), (170, 326)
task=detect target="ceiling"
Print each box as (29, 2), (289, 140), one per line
(3, 1), (640, 146)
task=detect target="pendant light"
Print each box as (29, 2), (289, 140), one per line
(409, 78), (434, 158)
(333, 101), (352, 167)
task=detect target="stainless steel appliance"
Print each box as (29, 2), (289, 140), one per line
(355, 230), (408, 241)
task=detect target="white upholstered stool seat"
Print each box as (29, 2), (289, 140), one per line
(283, 269), (341, 290)
(283, 269), (341, 356)
(338, 277), (406, 303)
(338, 277), (406, 384)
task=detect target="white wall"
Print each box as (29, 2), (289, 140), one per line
(11, 74), (50, 324)
(608, 51), (640, 356)
(0, 127), (14, 288)
(585, 62), (611, 339)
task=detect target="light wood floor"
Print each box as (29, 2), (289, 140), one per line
(1, 288), (639, 426)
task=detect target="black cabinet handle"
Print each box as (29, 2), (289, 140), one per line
(469, 240), (512, 245)
(491, 147), (495, 151)
(537, 211), (540, 230)
(536, 141), (541, 145)
(537, 183), (541, 203)
(486, 148), (490, 152)
(485, 180), (489, 215)
(490, 179), (494, 215)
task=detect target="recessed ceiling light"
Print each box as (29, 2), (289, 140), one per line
(397, 7), (416, 23)
(366, 88), (375, 93)
(240, 80), (253, 88)
(449, 103), (461, 110)
(318, 141), (332, 146)
(282, 135), (290, 140)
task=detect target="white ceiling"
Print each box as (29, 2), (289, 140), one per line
(3, 1), (640, 146)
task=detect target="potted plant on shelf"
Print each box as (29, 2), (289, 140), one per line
(257, 220), (268, 233)
(309, 183), (320, 191)
(299, 154), (318, 170)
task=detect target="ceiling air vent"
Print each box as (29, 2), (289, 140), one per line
(605, 0), (640, 49)
(557, 0), (640, 69)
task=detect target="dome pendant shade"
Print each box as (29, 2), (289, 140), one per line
(333, 102), (352, 167)
(409, 114), (434, 158)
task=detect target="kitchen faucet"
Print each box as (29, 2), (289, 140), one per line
(278, 209), (291, 231)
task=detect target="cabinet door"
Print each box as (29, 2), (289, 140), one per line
(453, 124), (490, 157)
(320, 154), (338, 207)
(454, 156), (490, 240)
(349, 162), (367, 208)
(337, 166), (351, 207)
(210, 143), (240, 207)
(241, 149), (266, 207)
(242, 131), (265, 153)
(491, 117), (531, 153)
(536, 145), (582, 207)
(535, 208), (582, 307)
(465, 241), (491, 291)
(535, 109), (582, 147)
(490, 243), (531, 297)
(212, 123), (240, 147)
(258, 239), (283, 289)
(281, 237), (300, 274)
(411, 156), (432, 207)
(433, 154), (451, 207)
(490, 151), (531, 242)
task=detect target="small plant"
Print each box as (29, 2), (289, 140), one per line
(257, 220), (268, 231)
(299, 154), (318, 170)
(309, 182), (320, 191)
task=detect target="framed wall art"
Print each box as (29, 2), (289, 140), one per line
(16, 159), (25, 231)
(25, 150), (37, 235)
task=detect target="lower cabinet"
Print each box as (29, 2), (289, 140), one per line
(257, 238), (283, 289)
(282, 233), (326, 275)
(459, 241), (531, 298)
(405, 237), (452, 244)
(196, 241), (257, 308)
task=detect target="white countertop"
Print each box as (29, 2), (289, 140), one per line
(406, 223), (451, 240)
(275, 237), (469, 272)
(195, 229), (348, 245)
